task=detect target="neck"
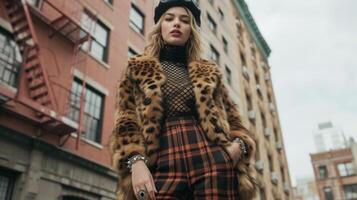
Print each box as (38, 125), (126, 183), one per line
(159, 43), (187, 63)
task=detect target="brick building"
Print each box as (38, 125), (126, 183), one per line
(0, 0), (293, 199)
(311, 147), (357, 200)
(0, 0), (155, 199)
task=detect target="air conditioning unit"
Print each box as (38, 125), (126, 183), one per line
(264, 128), (272, 137)
(271, 172), (279, 184)
(284, 182), (290, 193)
(255, 160), (264, 172)
(248, 110), (256, 120)
(276, 142), (283, 151)
(256, 84), (263, 95)
(265, 73), (270, 81)
(269, 103), (275, 112)
(242, 66), (249, 80)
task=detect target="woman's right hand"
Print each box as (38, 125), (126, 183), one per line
(131, 160), (157, 200)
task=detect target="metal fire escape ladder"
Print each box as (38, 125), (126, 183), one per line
(5, 0), (56, 110)
(3, 0), (78, 138)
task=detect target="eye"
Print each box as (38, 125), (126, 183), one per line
(181, 18), (189, 24)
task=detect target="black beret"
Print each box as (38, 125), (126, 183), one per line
(154, 0), (201, 27)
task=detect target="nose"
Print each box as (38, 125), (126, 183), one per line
(173, 17), (181, 27)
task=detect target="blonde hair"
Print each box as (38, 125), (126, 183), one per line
(144, 6), (201, 63)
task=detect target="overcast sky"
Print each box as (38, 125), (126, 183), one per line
(244, 0), (357, 185)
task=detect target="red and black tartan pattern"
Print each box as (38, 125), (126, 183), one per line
(152, 116), (239, 199)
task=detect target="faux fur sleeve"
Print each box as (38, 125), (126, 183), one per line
(216, 73), (258, 200)
(109, 63), (146, 176)
(215, 72), (256, 159)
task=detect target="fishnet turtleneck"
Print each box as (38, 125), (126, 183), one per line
(159, 44), (196, 118)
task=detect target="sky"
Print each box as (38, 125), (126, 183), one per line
(244, 0), (357, 185)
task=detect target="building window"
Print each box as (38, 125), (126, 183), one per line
(224, 65), (231, 85)
(338, 162), (355, 177)
(207, 14), (217, 34)
(274, 127), (279, 142)
(344, 184), (357, 200)
(323, 187), (334, 200)
(81, 11), (110, 63)
(268, 154), (273, 172)
(246, 94), (253, 111)
(28, 0), (40, 7)
(261, 112), (267, 129)
(240, 52), (246, 67)
(104, 0), (113, 5)
(222, 36), (228, 53)
(209, 45), (219, 64)
(0, 169), (15, 200)
(250, 42), (256, 61)
(128, 47), (138, 57)
(218, 8), (224, 20)
(0, 28), (21, 88)
(68, 79), (104, 143)
(129, 4), (145, 34)
(319, 165), (328, 179)
(281, 167), (285, 182)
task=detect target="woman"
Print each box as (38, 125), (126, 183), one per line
(109, 0), (257, 199)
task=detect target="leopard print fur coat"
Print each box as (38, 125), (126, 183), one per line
(109, 54), (257, 199)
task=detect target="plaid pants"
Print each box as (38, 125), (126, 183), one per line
(152, 116), (239, 199)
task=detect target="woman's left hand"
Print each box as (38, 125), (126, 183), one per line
(225, 142), (242, 166)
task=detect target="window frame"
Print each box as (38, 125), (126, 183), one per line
(222, 36), (228, 53)
(209, 44), (220, 64)
(129, 4), (145, 35)
(81, 11), (110, 63)
(338, 162), (355, 177)
(224, 65), (231, 85)
(207, 13), (217, 35)
(323, 187), (334, 200)
(103, 0), (113, 5)
(0, 27), (21, 88)
(344, 184), (357, 200)
(128, 47), (138, 57)
(68, 78), (105, 144)
(319, 165), (328, 180)
(0, 168), (16, 200)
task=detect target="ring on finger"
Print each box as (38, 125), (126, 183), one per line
(136, 187), (148, 200)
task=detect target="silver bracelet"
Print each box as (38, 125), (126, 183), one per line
(233, 137), (248, 156)
(126, 154), (148, 172)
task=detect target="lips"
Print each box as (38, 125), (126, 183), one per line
(170, 29), (182, 36)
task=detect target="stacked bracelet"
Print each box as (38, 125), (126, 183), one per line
(126, 154), (148, 172)
(233, 137), (248, 156)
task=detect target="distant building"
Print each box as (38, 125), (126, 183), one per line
(313, 121), (347, 153)
(293, 177), (319, 200)
(311, 144), (357, 200)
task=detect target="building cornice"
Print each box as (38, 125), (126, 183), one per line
(234, 0), (271, 59)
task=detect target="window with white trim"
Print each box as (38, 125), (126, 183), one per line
(209, 45), (219, 64)
(0, 27), (21, 88)
(207, 14), (216, 35)
(81, 11), (110, 63)
(68, 78), (104, 143)
(338, 162), (355, 177)
(129, 5), (145, 34)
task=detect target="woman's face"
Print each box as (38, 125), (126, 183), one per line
(161, 7), (192, 46)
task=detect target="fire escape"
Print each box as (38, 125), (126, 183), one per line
(1, 0), (96, 148)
